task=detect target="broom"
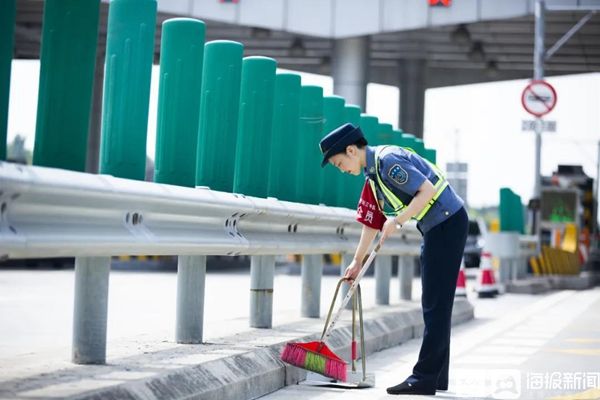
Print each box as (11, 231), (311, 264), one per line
(280, 243), (381, 382)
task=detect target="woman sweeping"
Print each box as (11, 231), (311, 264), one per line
(319, 122), (468, 396)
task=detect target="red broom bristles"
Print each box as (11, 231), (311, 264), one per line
(281, 343), (307, 367)
(280, 341), (347, 382)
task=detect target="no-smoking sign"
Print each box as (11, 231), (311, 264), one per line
(521, 80), (557, 117)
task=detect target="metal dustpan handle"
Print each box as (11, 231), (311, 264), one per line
(320, 243), (381, 343)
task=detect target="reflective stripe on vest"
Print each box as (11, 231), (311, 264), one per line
(370, 146), (448, 221)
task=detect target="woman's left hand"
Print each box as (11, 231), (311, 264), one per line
(379, 216), (400, 245)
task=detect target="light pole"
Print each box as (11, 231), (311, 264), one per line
(532, 0), (545, 252)
(533, 0), (545, 201)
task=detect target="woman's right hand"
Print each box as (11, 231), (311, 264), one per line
(343, 259), (361, 282)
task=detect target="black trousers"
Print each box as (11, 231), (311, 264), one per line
(407, 206), (469, 388)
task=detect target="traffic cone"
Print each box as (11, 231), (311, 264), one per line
(455, 259), (467, 297)
(476, 252), (498, 298)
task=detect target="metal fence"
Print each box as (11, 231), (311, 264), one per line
(0, 161), (422, 364)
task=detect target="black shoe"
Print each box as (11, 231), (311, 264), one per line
(436, 383), (448, 391)
(386, 381), (436, 395)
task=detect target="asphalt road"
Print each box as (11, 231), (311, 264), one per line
(0, 265), (420, 381)
(1, 268), (599, 399)
(261, 288), (600, 400)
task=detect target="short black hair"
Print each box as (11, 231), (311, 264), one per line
(352, 137), (368, 149)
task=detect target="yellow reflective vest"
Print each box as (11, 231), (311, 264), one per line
(368, 146), (449, 221)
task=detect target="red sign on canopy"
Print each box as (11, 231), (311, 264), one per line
(429, 0), (452, 6)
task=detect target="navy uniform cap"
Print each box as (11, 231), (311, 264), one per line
(319, 123), (365, 167)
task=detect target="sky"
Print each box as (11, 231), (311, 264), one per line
(6, 60), (600, 208)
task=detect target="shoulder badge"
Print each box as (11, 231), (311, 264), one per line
(387, 164), (408, 185)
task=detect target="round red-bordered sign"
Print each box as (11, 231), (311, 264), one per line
(521, 80), (557, 117)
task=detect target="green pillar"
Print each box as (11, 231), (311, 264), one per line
(413, 138), (426, 157)
(233, 56), (277, 198)
(378, 123), (394, 145)
(195, 40), (243, 192)
(341, 105), (363, 209)
(99, 0), (156, 180)
(33, 0), (100, 171)
(296, 86), (324, 205)
(154, 18), (205, 187)
(500, 188), (525, 234)
(424, 148), (437, 164)
(399, 133), (417, 151)
(359, 114), (379, 144)
(344, 105), (361, 126)
(320, 96), (345, 206)
(393, 129), (404, 147)
(268, 73), (301, 201)
(0, 0), (16, 161)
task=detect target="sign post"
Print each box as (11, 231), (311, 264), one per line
(521, 79), (557, 200)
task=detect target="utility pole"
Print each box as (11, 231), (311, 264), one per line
(533, 0), (545, 200)
(530, 0), (598, 256)
(532, 0), (545, 252)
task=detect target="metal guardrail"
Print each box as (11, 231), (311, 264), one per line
(0, 161), (422, 366)
(0, 162), (548, 368)
(0, 162), (421, 259)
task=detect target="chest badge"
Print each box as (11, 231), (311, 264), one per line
(388, 164), (408, 185)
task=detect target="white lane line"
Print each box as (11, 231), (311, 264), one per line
(503, 331), (556, 338)
(451, 290), (576, 358)
(456, 355), (528, 365)
(468, 345), (541, 356)
(490, 338), (549, 347)
(452, 289), (600, 370)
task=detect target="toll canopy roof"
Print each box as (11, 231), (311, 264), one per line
(13, 0), (600, 88)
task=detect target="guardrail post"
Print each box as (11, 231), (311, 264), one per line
(176, 255), (207, 344)
(301, 254), (322, 318)
(341, 252), (354, 309)
(72, 256), (110, 364)
(250, 255), (275, 328)
(376, 254), (392, 305)
(398, 255), (413, 301)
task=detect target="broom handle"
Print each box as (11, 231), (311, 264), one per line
(320, 242), (381, 342)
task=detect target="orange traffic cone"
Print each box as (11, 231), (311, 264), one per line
(476, 252), (498, 298)
(455, 259), (467, 297)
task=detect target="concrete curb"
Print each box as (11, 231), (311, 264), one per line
(505, 277), (554, 294)
(89, 299), (473, 400)
(0, 299), (473, 400)
(550, 272), (599, 290)
(505, 272), (599, 294)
